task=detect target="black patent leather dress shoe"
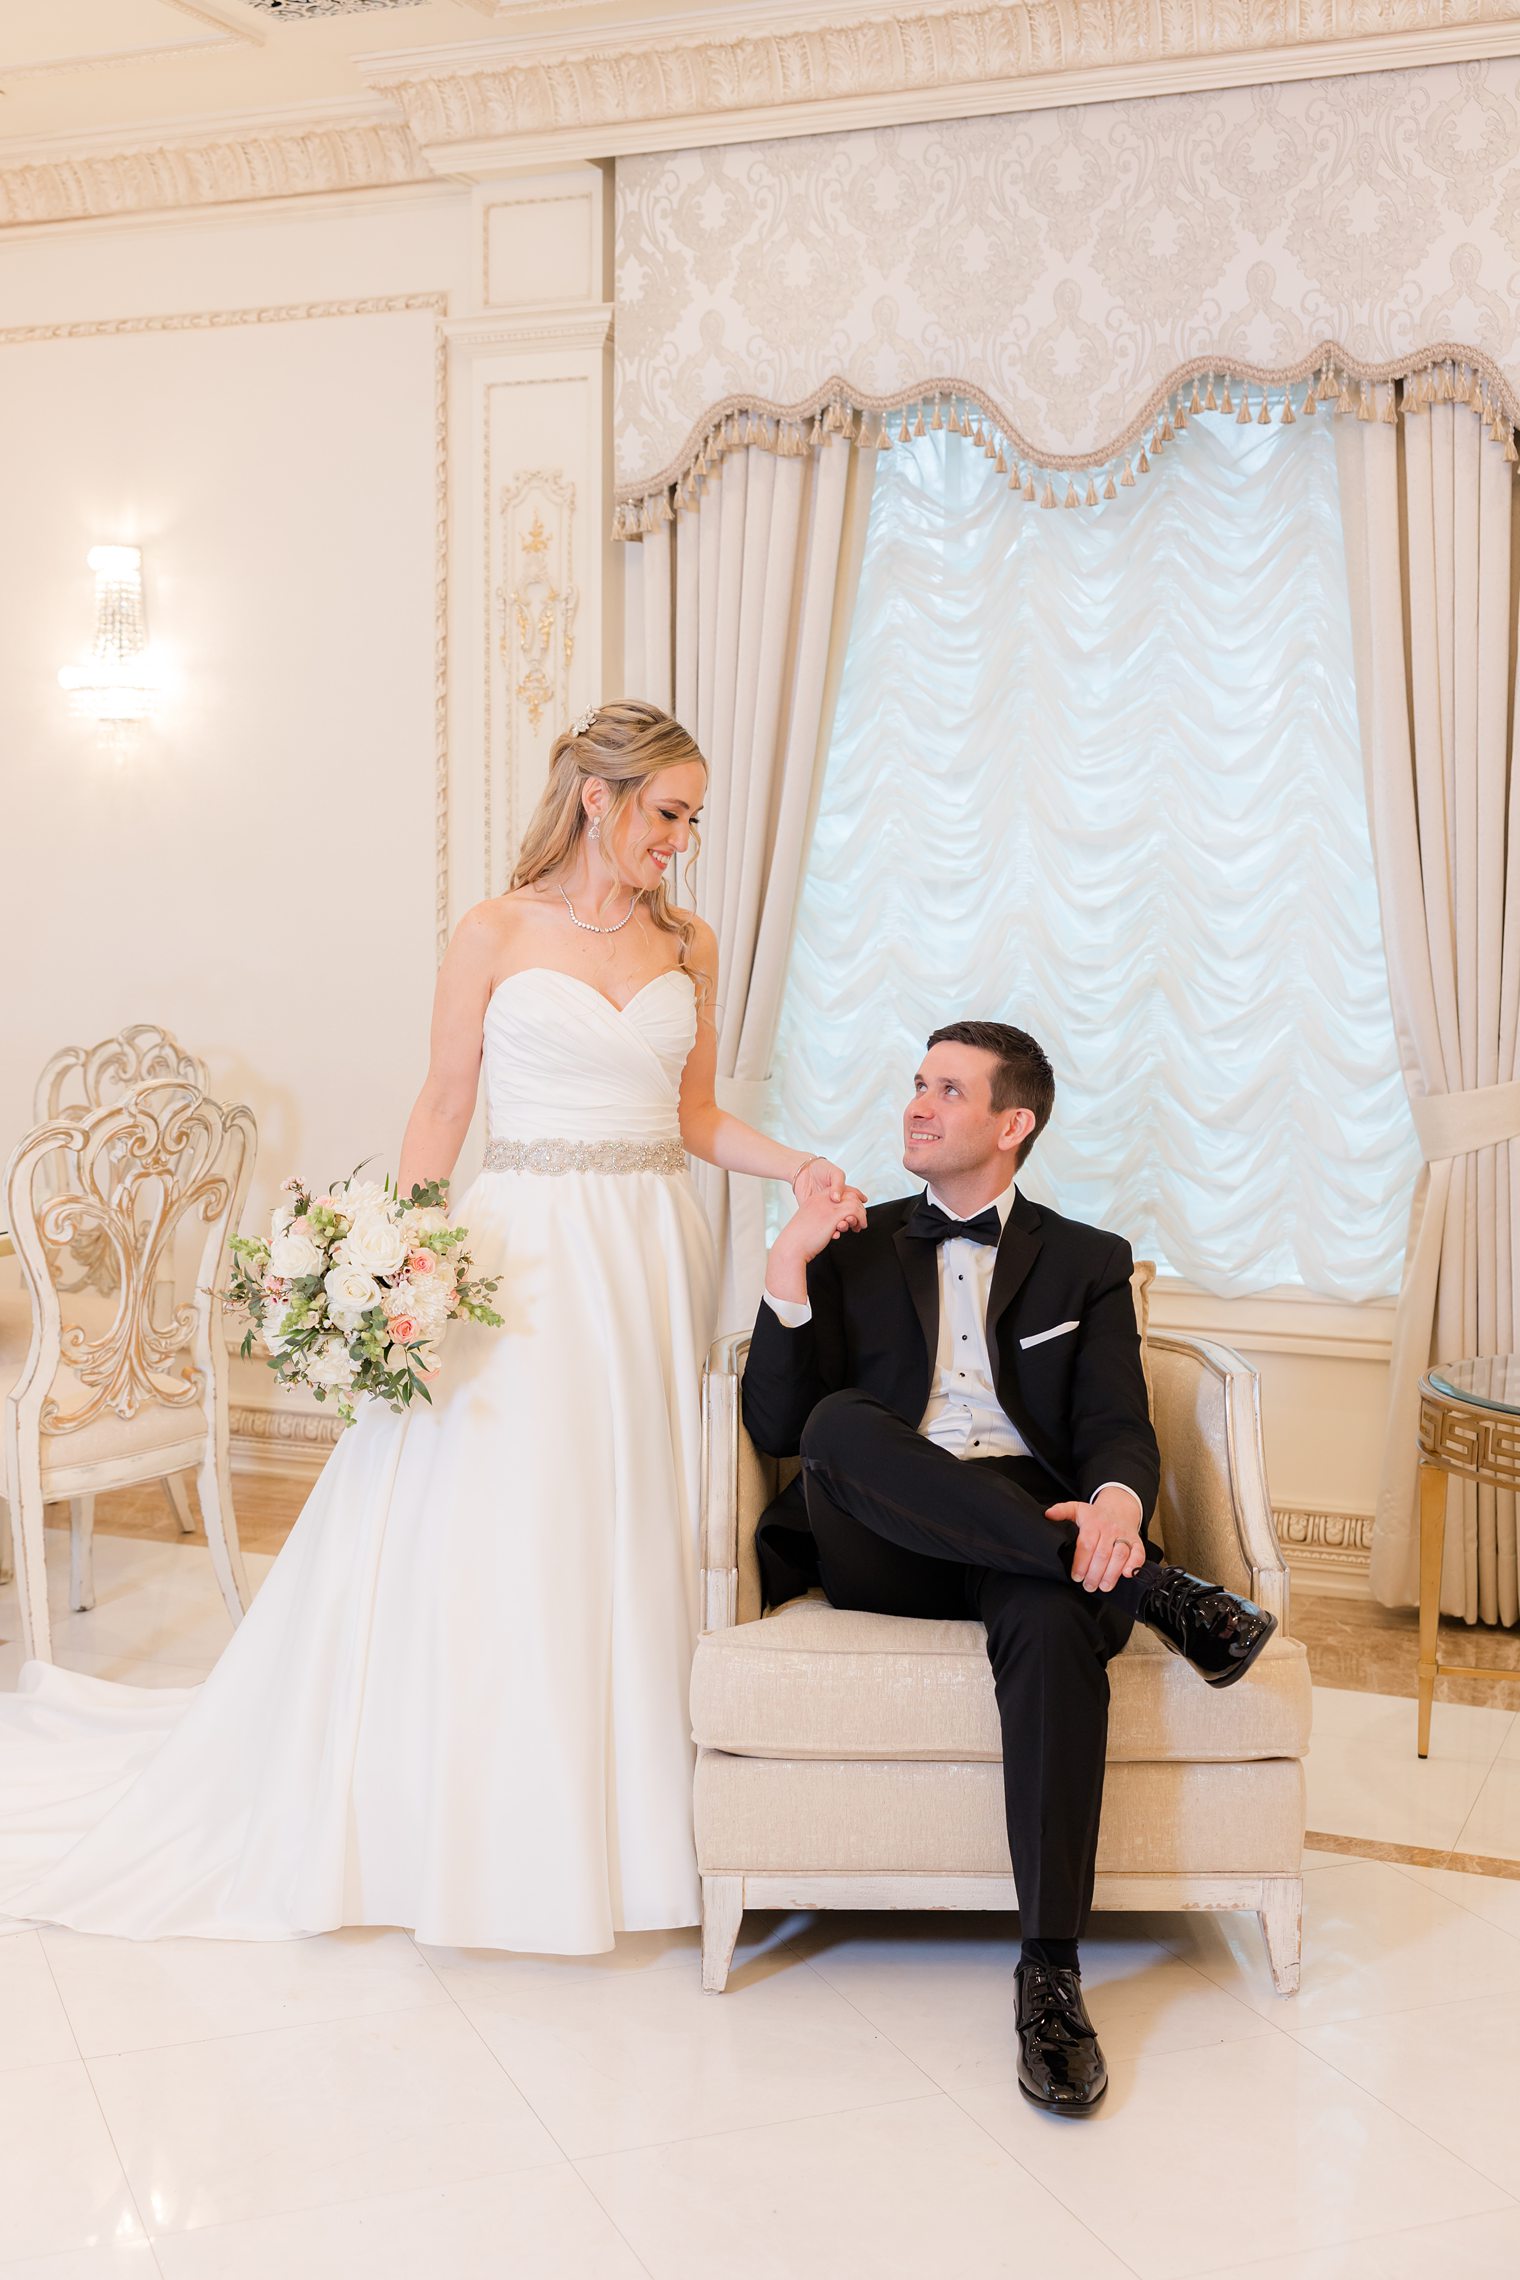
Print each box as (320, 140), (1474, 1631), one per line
(1138, 1565), (1277, 1688)
(1013, 1962), (1108, 2115)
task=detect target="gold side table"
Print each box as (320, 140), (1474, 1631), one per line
(1417, 1358), (1520, 1755)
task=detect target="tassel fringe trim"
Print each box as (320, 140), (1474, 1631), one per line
(611, 350), (1520, 537)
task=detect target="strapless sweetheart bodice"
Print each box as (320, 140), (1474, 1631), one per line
(482, 966), (696, 1145)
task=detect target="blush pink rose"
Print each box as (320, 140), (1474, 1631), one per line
(406, 1249), (437, 1277)
(386, 1313), (418, 1344)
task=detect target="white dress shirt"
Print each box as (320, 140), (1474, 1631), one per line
(764, 1182), (1143, 1514)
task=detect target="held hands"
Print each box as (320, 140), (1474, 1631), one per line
(776, 1185), (869, 1265)
(1046, 1485), (1146, 1595)
(792, 1155), (851, 1205)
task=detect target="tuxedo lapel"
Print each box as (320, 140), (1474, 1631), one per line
(986, 1193), (1043, 1384)
(891, 1217), (939, 1388)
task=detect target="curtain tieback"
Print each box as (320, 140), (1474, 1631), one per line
(1409, 1078), (1520, 1161)
(714, 1076), (771, 1120)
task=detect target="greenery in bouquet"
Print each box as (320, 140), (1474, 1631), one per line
(221, 1171), (503, 1427)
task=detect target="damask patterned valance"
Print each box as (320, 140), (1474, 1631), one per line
(613, 55), (1520, 530)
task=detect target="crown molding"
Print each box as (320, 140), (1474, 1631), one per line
(0, 102), (433, 227)
(360, 1), (1520, 167)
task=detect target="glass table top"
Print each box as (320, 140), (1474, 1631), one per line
(1428, 1356), (1520, 1415)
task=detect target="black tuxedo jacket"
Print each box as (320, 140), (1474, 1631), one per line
(741, 1189), (1160, 1605)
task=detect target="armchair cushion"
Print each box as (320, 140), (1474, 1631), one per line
(690, 1592), (1311, 1765)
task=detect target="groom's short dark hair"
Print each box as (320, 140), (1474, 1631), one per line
(925, 1020), (1055, 1165)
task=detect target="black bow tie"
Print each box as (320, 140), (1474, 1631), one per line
(906, 1198), (1002, 1249)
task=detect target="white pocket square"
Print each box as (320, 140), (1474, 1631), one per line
(1019, 1319), (1079, 1350)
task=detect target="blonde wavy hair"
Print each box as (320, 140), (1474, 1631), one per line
(510, 699), (709, 989)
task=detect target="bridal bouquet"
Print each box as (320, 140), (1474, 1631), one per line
(222, 1173), (502, 1427)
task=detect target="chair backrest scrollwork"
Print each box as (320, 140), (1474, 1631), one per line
(32, 1026), (211, 1296)
(4, 1081), (256, 1443)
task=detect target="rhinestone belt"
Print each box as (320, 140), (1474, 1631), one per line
(483, 1136), (687, 1177)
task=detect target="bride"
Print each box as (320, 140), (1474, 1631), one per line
(0, 699), (856, 1952)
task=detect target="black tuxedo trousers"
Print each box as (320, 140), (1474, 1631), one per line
(797, 1388), (1142, 1939)
(741, 1190), (1162, 1942)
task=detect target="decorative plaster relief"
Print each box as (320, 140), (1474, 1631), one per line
(0, 113), (429, 227)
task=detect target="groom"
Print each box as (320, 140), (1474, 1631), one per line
(742, 1020), (1275, 2116)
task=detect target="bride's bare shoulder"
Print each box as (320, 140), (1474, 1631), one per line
(448, 890), (558, 974)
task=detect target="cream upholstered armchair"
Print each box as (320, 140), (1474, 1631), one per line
(690, 1318), (1312, 1997)
(1, 1079), (255, 1664)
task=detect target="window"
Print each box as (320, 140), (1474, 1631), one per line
(769, 412), (1418, 1299)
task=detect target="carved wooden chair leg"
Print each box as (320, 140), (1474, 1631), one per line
(701, 1875), (744, 1992)
(1259, 1877), (1302, 1995)
(5, 1453), (52, 1664)
(196, 1447), (248, 1627)
(163, 1473), (198, 1535)
(69, 1495), (97, 1612)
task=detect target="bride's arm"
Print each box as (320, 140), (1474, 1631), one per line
(676, 918), (850, 1202)
(396, 903), (499, 1197)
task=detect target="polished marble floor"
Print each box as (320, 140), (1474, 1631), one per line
(3, 1509), (1520, 2276)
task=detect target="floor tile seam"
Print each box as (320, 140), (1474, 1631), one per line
(1277, 2016), (1520, 2205)
(407, 1929), (587, 2168)
(1450, 1753), (1520, 1857)
(7, 1924), (85, 2083)
(1182, 2199), (1520, 2280)
(64, 1981), (453, 2066)
(782, 1953), (1151, 2279)
(59, 1938), (164, 2269)
(569, 2083), (948, 2169)
(128, 2153), (597, 2258)
(1381, 1854), (1520, 1934)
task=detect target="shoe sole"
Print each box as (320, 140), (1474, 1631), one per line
(1017, 2077), (1108, 2116)
(1202, 1609), (1279, 1689)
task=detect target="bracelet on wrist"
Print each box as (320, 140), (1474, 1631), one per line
(790, 1153), (820, 1193)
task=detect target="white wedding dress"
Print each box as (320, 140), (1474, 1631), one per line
(0, 967), (716, 1952)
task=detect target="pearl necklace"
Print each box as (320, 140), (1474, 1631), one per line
(558, 883), (639, 935)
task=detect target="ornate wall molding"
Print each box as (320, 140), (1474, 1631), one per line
(0, 294), (451, 956)
(364, 1), (1520, 165)
(0, 109), (431, 229)
(1275, 1506), (1375, 1572)
(614, 58), (1520, 497)
(486, 463), (578, 893)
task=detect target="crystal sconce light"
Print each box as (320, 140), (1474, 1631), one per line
(58, 545), (162, 748)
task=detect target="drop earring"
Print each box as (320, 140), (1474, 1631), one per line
(588, 820), (600, 842)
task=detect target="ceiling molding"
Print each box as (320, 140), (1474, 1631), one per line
(359, 0), (1520, 164)
(0, 105), (432, 227)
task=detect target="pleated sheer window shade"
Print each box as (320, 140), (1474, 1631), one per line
(768, 415), (1420, 1299)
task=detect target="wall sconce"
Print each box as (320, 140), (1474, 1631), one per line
(58, 544), (162, 748)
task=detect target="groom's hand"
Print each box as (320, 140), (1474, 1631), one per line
(1046, 1486), (1146, 1595)
(764, 1189), (868, 1305)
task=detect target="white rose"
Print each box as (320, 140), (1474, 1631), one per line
(324, 1263), (381, 1325)
(261, 1305), (293, 1357)
(337, 1210), (408, 1279)
(268, 1227), (325, 1280)
(405, 1205), (450, 1236)
(331, 1178), (388, 1223)
(307, 1341), (357, 1392)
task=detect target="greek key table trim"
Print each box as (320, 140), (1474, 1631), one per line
(1416, 1367), (1520, 1757)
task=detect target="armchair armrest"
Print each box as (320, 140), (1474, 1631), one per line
(1146, 1331), (1289, 1629)
(699, 1328), (1289, 1635)
(701, 1333), (781, 1632)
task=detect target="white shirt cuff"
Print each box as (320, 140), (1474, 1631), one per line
(1094, 1479), (1144, 1519)
(763, 1290), (812, 1330)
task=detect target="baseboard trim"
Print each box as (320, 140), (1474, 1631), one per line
(1275, 1505), (1373, 1592)
(228, 1402), (340, 1479)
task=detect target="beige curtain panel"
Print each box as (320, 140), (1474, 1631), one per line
(1337, 397), (1520, 1623)
(625, 433), (876, 1330)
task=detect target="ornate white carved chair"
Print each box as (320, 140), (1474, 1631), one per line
(1, 1026), (213, 1572)
(0, 1080), (255, 1664)
(691, 1327), (1312, 1997)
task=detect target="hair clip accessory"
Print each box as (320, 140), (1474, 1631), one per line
(571, 705), (601, 738)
